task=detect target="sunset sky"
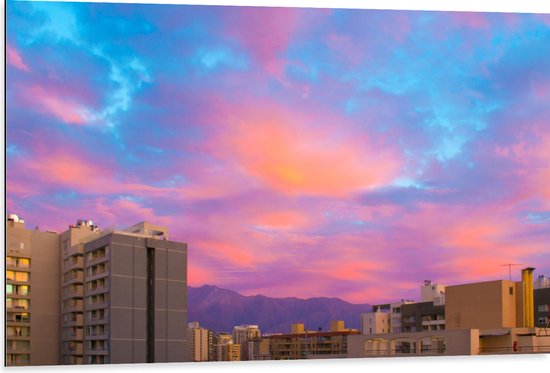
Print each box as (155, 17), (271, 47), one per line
(6, 1), (550, 303)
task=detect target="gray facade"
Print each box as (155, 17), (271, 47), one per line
(401, 301), (445, 332)
(534, 288), (550, 328)
(83, 229), (188, 364)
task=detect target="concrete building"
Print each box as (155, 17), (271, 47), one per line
(361, 308), (389, 335)
(420, 280), (445, 303)
(446, 279), (523, 330)
(6, 214), (188, 366)
(60, 219), (101, 364)
(534, 275), (550, 290)
(247, 337), (270, 360)
(187, 322), (213, 362)
(348, 327), (550, 357)
(212, 332), (236, 361)
(268, 321), (359, 360)
(534, 288), (550, 328)
(232, 324), (260, 361)
(401, 301), (445, 332)
(82, 222), (187, 364)
(6, 214), (60, 366)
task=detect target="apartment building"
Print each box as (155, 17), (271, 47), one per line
(248, 337), (270, 360)
(268, 321), (359, 360)
(401, 301), (445, 332)
(83, 222), (187, 364)
(187, 322), (213, 362)
(6, 215), (188, 366)
(232, 325), (260, 361)
(60, 219), (101, 364)
(6, 214), (60, 366)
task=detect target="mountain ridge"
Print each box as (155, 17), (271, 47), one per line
(188, 284), (371, 334)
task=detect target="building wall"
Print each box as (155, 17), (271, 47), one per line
(361, 312), (389, 334)
(401, 301), (445, 332)
(534, 288), (550, 327)
(6, 219), (60, 366)
(86, 232), (187, 364)
(446, 280), (519, 330)
(347, 329), (479, 358)
(268, 330), (359, 359)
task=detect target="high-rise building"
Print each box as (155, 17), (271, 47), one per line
(6, 214), (188, 366)
(232, 324), (260, 360)
(60, 219), (101, 364)
(6, 214), (60, 366)
(187, 322), (213, 362)
(82, 222), (188, 364)
(212, 332), (233, 361)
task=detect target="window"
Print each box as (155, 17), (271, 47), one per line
(509, 287), (514, 295)
(7, 271), (29, 282)
(6, 298), (30, 310)
(8, 312), (30, 323)
(538, 304), (550, 313)
(7, 326), (30, 337)
(6, 257), (30, 268)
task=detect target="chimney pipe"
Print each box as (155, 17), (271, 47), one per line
(521, 267), (535, 328)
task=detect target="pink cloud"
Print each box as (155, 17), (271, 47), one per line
(224, 7), (299, 76)
(7, 44), (30, 72)
(215, 101), (403, 196)
(22, 85), (89, 125)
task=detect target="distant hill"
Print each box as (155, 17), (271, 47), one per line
(188, 285), (371, 334)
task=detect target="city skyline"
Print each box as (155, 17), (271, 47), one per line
(6, 1), (550, 304)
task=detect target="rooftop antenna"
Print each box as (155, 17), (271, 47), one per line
(499, 263), (522, 281)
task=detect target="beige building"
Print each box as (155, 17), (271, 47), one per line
(248, 337), (270, 360)
(446, 279), (525, 330)
(6, 215), (188, 366)
(187, 322), (213, 362)
(6, 214), (60, 366)
(60, 219), (101, 364)
(268, 321), (359, 360)
(232, 324), (260, 360)
(361, 309), (390, 335)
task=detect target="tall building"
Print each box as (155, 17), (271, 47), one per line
(60, 219), (101, 364)
(82, 221), (187, 364)
(187, 322), (213, 362)
(212, 332), (234, 361)
(6, 214), (188, 366)
(232, 324), (260, 360)
(6, 214), (60, 366)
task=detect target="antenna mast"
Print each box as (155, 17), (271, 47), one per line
(499, 263), (521, 281)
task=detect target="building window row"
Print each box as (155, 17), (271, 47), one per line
(7, 312), (30, 323)
(63, 269), (83, 282)
(6, 354), (30, 365)
(86, 262), (108, 277)
(87, 278), (108, 292)
(87, 293), (107, 305)
(86, 339), (108, 352)
(537, 304), (550, 313)
(87, 309), (108, 322)
(6, 340), (30, 351)
(6, 284), (30, 296)
(6, 257), (30, 269)
(6, 298), (30, 310)
(86, 324), (106, 336)
(86, 247), (107, 262)
(62, 284), (83, 297)
(7, 326), (30, 337)
(6, 271), (30, 282)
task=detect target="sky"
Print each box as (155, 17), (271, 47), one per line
(6, 1), (550, 304)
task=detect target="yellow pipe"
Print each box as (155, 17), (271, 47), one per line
(521, 267), (535, 328)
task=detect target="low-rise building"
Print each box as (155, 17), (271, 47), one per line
(268, 321), (359, 360)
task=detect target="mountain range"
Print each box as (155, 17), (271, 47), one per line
(188, 285), (371, 334)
